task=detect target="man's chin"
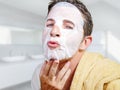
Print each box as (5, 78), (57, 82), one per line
(44, 49), (74, 61)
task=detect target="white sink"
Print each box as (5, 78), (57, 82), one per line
(1, 56), (26, 62)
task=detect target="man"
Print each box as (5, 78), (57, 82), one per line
(31, 0), (120, 90)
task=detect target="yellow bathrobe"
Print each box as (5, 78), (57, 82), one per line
(70, 52), (120, 90)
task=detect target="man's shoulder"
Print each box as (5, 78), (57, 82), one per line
(82, 51), (120, 71)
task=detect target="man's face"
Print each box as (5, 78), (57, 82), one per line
(42, 2), (84, 60)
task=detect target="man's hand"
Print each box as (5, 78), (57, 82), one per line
(40, 60), (71, 90)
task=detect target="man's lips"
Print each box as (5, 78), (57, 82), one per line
(47, 41), (60, 49)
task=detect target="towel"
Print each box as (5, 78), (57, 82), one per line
(70, 52), (120, 90)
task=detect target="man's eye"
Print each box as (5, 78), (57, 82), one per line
(46, 24), (54, 27)
(65, 26), (73, 29)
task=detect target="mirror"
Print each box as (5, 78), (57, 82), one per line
(0, 26), (42, 45)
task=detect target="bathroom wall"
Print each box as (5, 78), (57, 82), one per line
(88, 30), (120, 63)
(86, 1), (120, 63)
(0, 3), (44, 30)
(0, 2), (44, 58)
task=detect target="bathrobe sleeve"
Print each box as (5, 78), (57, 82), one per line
(70, 52), (120, 90)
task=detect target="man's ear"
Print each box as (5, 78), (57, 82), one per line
(79, 36), (92, 50)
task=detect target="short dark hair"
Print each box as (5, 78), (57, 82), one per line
(48, 0), (93, 37)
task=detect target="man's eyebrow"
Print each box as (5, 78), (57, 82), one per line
(63, 19), (75, 26)
(47, 18), (54, 22)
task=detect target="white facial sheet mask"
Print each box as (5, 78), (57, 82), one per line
(43, 2), (84, 60)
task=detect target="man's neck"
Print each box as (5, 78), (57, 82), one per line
(58, 50), (85, 90)
(59, 50), (85, 72)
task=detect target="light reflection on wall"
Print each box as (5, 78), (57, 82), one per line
(0, 27), (11, 44)
(107, 31), (120, 62)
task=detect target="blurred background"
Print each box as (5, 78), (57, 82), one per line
(0, 0), (120, 90)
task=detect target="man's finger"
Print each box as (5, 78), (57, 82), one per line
(60, 69), (71, 86)
(56, 61), (70, 82)
(44, 61), (53, 76)
(48, 60), (59, 80)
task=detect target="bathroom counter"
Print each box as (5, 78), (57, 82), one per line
(0, 59), (43, 89)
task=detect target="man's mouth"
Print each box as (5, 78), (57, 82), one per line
(47, 41), (60, 49)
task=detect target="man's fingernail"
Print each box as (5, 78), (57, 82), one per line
(54, 60), (59, 63)
(66, 61), (70, 66)
(45, 60), (48, 63)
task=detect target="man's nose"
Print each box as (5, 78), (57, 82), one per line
(50, 25), (61, 37)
